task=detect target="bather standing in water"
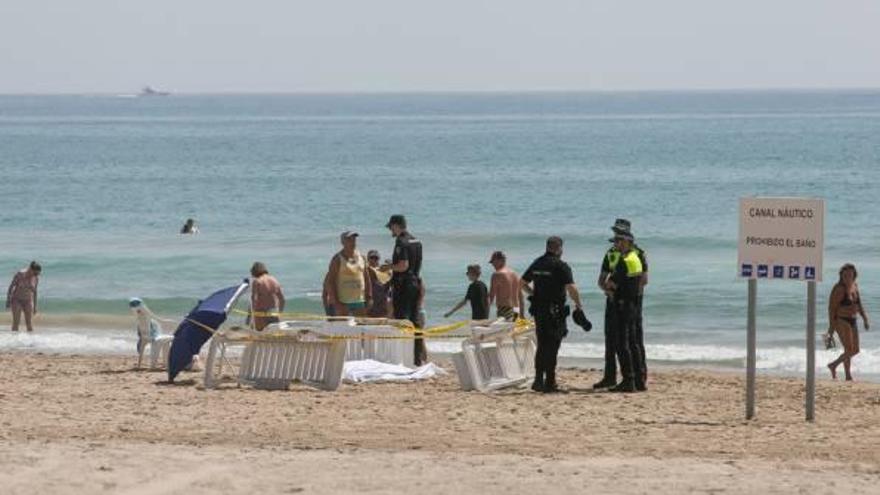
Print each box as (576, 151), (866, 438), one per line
(7, 261), (42, 332)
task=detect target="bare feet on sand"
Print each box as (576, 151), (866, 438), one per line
(828, 363), (837, 380)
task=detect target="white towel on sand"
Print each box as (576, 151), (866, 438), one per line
(343, 359), (447, 383)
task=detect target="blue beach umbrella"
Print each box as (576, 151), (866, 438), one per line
(167, 280), (249, 382)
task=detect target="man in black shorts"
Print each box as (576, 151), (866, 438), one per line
(385, 214), (427, 365)
(521, 236), (585, 393)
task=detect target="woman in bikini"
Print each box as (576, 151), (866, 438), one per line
(826, 263), (870, 380)
(6, 261), (42, 332)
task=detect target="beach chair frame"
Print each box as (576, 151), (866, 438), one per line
(203, 326), (348, 391)
(453, 321), (536, 392)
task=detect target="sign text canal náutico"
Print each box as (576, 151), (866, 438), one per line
(738, 197), (825, 282)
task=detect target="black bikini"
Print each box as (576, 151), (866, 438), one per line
(838, 286), (860, 329)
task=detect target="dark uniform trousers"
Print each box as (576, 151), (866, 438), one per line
(392, 276), (427, 366)
(602, 296), (617, 381)
(635, 295), (647, 384)
(612, 298), (644, 387)
(604, 296), (647, 384)
(533, 311), (564, 385)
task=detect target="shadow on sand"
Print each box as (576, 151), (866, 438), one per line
(97, 367), (160, 375)
(154, 379), (196, 387)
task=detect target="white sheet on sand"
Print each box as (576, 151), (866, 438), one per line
(343, 359), (447, 383)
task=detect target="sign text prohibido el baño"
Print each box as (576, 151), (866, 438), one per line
(738, 197), (825, 282)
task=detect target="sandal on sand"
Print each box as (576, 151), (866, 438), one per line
(824, 333), (837, 350)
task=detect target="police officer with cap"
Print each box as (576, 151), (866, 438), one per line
(595, 219), (649, 390)
(385, 214), (427, 365)
(604, 229), (645, 392)
(521, 236), (585, 393)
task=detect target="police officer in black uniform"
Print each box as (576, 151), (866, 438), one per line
(521, 236), (584, 393)
(385, 214), (428, 366)
(604, 230), (645, 392)
(594, 219), (649, 389)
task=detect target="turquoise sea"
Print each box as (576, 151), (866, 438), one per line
(1, 91), (878, 376)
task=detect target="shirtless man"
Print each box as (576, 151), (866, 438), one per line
(488, 251), (525, 320)
(250, 262), (285, 331)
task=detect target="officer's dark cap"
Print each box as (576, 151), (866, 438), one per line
(573, 308), (592, 332)
(546, 236), (563, 251)
(385, 214), (407, 229)
(612, 218), (632, 235)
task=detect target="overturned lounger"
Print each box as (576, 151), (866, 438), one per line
(342, 329), (414, 367)
(203, 326), (347, 391)
(203, 318), (412, 391)
(453, 320), (536, 392)
(239, 338), (346, 390)
(279, 318), (415, 367)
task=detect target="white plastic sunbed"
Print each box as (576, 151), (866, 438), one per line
(451, 319), (536, 392)
(280, 318), (414, 367)
(202, 318), (413, 391)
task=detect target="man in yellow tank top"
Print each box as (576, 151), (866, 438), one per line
(326, 231), (373, 316)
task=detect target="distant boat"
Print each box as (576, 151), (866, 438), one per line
(139, 86), (170, 97)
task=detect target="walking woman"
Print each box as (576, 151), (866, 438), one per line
(6, 261), (42, 332)
(826, 263), (870, 380)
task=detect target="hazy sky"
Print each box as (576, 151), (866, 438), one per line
(2, 0), (878, 93)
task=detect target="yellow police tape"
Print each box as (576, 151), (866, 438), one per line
(228, 308), (534, 341)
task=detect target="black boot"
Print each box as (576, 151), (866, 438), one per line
(609, 380), (636, 393)
(531, 372), (545, 392)
(543, 371), (563, 393)
(543, 383), (565, 394)
(592, 377), (616, 389)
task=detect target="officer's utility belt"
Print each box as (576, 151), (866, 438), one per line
(529, 301), (570, 321)
(392, 274), (420, 289)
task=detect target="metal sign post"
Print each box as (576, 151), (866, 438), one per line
(806, 281), (816, 421)
(738, 197), (825, 422)
(746, 279), (757, 420)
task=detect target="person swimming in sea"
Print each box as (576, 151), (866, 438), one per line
(180, 218), (199, 234)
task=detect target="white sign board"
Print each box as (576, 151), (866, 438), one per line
(738, 197), (825, 282)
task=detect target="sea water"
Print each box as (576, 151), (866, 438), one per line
(0, 91), (878, 376)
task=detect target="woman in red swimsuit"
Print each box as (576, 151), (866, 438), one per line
(826, 264), (870, 380)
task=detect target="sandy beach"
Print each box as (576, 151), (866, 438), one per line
(2, 352), (879, 494)
(4, 0), (879, 491)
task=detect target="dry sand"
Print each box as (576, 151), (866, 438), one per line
(2, 352), (879, 494)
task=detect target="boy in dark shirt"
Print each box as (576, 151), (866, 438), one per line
(444, 264), (489, 320)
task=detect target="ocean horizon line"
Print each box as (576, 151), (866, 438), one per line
(3, 86), (880, 97)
